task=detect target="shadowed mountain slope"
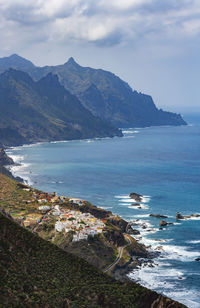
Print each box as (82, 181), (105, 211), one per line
(0, 69), (121, 146)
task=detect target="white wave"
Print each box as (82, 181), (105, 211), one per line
(134, 214), (150, 218)
(131, 219), (153, 229)
(114, 195), (130, 199)
(141, 196), (151, 203)
(7, 154), (25, 164)
(130, 263), (200, 307)
(122, 130), (139, 134)
(119, 198), (133, 202)
(120, 203), (133, 206)
(128, 262), (200, 307)
(123, 135), (135, 138)
(160, 245), (200, 262)
(167, 291), (200, 308)
(187, 240), (200, 244)
(128, 204), (149, 210)
(128, 264), (184, 290)
(186, 216), (200, 221)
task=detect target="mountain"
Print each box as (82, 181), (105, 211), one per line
(0, 69), (122, 147)
(0, 54), (35, 74)
(0, 54), (187, 128)
(0, 185), (185, 307)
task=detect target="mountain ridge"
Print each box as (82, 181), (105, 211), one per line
(0, 68), (122, 147)
(0, 54), (187, 128)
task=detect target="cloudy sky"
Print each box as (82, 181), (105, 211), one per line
(0, 0), (200, 113)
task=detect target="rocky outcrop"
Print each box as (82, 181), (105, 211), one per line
(150, 214), (168, 218)
(0, 148), (23, 182)
(176, 212), (200, 220)
(160, 220), (174, 227)
(129, 192), (143, 202)
(0, 148), (14, 165)
(128, 238), (149, 258)
(104, 229), (126, 247)
(106, 216), (128, 233)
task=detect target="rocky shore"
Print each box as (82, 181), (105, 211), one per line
(0, 148), (23, 182)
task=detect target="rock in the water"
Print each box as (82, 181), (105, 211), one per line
(150, 214), (168, 219)
(160, 220), (168, 227)
(131, 229), (140, 235)
(129, 192), (143, 202)
(195, 257), (200, 262)
(176, 212), (200, 220)
(160, 220), (174, 227)
(176, 212), (184, 219)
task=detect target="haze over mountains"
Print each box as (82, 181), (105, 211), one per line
(0, 68), (121, 147)
(0, 54), (186, 146)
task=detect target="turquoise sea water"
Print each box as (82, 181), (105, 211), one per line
(7, 113), (200, 307)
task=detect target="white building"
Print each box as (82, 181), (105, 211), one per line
(38, 205), (51, 211)
(55, 221), (65, 232)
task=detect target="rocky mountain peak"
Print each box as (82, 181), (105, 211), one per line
(65, 57), (80, 68)
(0, 54), (35, 68)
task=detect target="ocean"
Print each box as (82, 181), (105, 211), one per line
(7, 113), (200, 307)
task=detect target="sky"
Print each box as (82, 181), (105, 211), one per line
(0, 0), (200, 113)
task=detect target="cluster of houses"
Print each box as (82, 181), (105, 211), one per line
(53, 206), (105, 242)
(20, 187), (105, 241)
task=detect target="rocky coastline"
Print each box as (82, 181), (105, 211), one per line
(0, 148), (23, 182)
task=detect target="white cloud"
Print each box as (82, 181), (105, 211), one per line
(0, 0), (200, 49)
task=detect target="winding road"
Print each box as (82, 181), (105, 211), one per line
(103, 234), (132, 273)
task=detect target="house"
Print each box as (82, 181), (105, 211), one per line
(55, 221), (65, 232)
(72, 235), (79, 242)
(38, 205), (51, 211)
(38, 199), (48, 204)
(69, 198), (84, 206)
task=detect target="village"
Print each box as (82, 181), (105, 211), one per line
(20, 188), (105, 242)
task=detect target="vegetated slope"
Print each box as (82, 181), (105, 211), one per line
(0, 211), (186, 308)
(0, 54), (187, 128)
(0, 68), (121, 146)
(0, 173), (149, 272)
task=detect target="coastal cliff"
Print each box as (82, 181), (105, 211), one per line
(0, 148), (23, 182)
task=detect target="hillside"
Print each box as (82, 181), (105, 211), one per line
(0, 54), (187, 128)
(0, 173), (148, 273)
(0, 69), (121, 147)
(0, 209), (186, 307)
